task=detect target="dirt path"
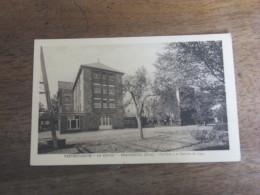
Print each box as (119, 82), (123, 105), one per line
(38, 125), (228, 153)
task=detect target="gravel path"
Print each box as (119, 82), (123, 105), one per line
(38, 125), (228, 153)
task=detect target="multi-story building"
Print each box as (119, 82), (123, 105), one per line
(58, 62), (124, 133)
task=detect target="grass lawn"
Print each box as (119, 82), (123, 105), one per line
(38, 125), (229, 154)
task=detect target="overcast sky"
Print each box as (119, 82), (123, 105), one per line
(39, 42), (166, 105)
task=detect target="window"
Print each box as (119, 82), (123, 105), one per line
(109, 99), (115, 108)
(102, 85), (107, 94)
(67, 116), (80, 130)
(65, 95), (71, 103)
(124, 119), (132, 124)
(94, 98), (101, 108)
(100, 116), (112, 126)
(94, 73), (101, 79)
(108, 75), (114, 81)
(108, 85), (115, 95)
(93, 83), (101, 93)
(102, 74), (106, 80)
(41, 121), (49, 125)
(64, 105), (70, 112)
(103, 99), (108, 108)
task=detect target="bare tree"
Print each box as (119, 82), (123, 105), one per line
(123, 66), (153, 139)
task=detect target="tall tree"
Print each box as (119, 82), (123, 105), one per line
(154, 41), (225, 101)
(154, 41), (227, 124)
(194, 91), (215, 125)
(123, 67), (153, 139)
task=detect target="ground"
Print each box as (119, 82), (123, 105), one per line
(38, 125), (229, 154)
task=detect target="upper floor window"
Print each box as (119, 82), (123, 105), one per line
(109, 99), (115, 108)
(102, 74), (106, 80)
(103, 99), (108, 108)
(108, 85), (115, 95)
(94, 73), (101, 79)
(64, 105), (71, 112)
(117, 74), (122, 80)
(94, 98), (101, 108)
(65, 95), (71, 103)
(93, 83), (101, 93)
(108, 75), (115, 81)
(102, 85), (107, 94)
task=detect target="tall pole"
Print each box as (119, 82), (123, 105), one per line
(40, 47), (58, 149)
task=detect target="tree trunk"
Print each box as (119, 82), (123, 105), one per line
(50, 113), (58, 150)
(51, 127), (58, 150)
(156, 116), (160, 126)
(175, 87), (182, 126)
(130, 92), (144, 139)
(137, 116), (144, 139)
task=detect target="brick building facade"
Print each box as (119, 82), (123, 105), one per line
(58, 62), (124, 133)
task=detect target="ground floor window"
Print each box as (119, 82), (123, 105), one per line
(124, 117), (137, 128)
(124, 119), (132, 124)
(100, 116), (112, 126)
(41, 120), (50, 125)
(67, 116), (80, 130)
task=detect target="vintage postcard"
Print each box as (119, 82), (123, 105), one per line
(30, 34), (240, 165)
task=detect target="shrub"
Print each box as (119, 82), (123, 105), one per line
(213, 123), (228, 131)
(191, 129), (229, 144)
(191, 130), (217, 143)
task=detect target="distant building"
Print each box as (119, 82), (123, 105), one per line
(124, 103), (138, 128)
(58, 62), (124, 133)
(39, 112), (51, 132)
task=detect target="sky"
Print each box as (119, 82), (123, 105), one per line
(39, 42), (166, 105)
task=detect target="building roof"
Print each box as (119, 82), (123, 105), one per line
(72, 61), (124, 90)
(58, 81), (74, 90)
(82, 62), (124, 74)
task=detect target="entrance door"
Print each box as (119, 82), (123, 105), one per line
(99, 116), (112, 130)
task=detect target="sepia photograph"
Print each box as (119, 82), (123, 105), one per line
(31, 34), (240, 165)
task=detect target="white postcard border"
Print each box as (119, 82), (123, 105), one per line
(30, 34), (240, 165)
